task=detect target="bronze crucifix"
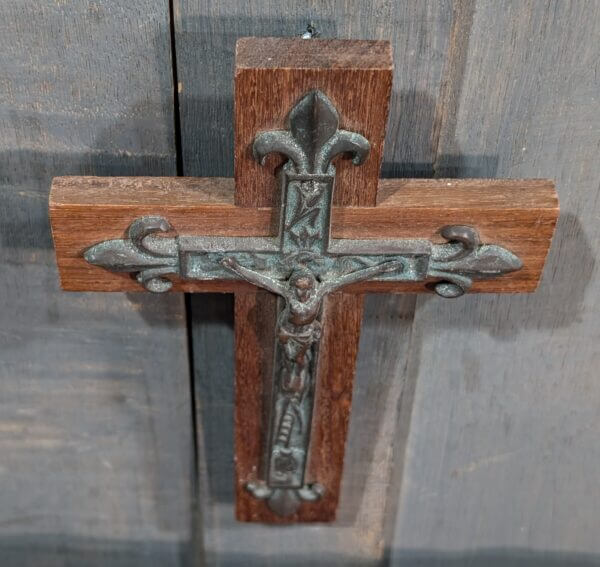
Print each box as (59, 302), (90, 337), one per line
(50, 38), (558, 523)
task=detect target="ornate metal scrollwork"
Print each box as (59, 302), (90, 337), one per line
(84, 216), (179, 292)
(83, 90), (522, 517)
(430, 225), (522, 298)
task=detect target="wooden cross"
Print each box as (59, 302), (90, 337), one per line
(50, 38), (558, 524)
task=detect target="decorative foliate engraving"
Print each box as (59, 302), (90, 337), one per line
(83, 90), (523, 517)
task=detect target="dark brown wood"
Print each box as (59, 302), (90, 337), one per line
(50, 175), (558, 294)
(234, 37), (393, 208)
(234, 292), (278, 521)
(306, 293), (364, 520)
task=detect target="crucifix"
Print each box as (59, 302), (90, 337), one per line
(50, 38), (558, 523)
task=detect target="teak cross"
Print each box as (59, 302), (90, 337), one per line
(50, 38), (559, 523)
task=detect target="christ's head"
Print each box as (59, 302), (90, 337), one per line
(290, 269), (317, 302)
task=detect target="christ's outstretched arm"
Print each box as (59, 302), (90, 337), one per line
(221, 257), (287, 296)
(321, 260), (403, 295)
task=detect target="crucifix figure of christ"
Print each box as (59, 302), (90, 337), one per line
(50, 38), (558, 523)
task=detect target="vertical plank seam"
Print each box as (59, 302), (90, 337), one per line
(168, 0), (203, 563)
(169, 0), (184, 177)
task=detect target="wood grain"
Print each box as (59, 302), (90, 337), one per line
(305, 293), (364, 521)
(233, 292), (278, 521)
(234, 37), (392, 207)
(50, 176), (558, 294)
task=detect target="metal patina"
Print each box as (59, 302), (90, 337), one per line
(84, 90), (522, 517)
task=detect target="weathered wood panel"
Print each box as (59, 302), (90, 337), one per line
(174, 0), (454, 562)
(0, 2), (192, 565)
(390, 1), (600, 564)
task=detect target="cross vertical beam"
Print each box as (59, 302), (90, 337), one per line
(234, 39), (393, 522)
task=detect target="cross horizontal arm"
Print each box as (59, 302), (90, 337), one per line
(50, 175), (558, 294)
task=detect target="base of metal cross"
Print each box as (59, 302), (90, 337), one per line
(246, 481), (324, 517)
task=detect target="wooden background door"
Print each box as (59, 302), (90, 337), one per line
(1, 1), (599, 565)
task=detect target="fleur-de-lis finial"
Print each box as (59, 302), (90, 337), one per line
(428, 226), (523, 297)
(252, 90), (371, 174)
(84, 216), (178, 292)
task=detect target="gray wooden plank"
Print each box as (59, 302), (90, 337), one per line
(390, 0), (600, 564)
(0, 2), (192, 565)
(174, 1), (453, 563)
